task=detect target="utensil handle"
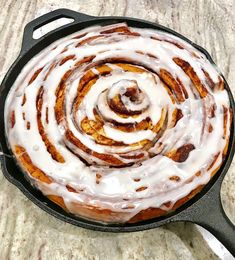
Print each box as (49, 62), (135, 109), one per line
(22, 9), (94, 51)
(174, 177), (235, 256)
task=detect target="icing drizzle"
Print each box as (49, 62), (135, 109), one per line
(5, 23), (231, 223)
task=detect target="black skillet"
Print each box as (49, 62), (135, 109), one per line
(0, 8), (234, 255)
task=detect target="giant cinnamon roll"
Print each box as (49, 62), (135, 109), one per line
(5, 23), (232, 223)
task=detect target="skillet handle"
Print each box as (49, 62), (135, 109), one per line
(174, 176), (235, 256)
(21, 9), (94, 52)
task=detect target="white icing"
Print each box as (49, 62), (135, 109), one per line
(4, 23), (231, 223)
(103, 125), (155, 144)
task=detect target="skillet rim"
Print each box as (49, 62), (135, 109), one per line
(0, 11), (235, 232)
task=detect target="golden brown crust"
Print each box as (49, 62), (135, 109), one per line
(8, 23), (232, 224)
(14, 134), (230, 224)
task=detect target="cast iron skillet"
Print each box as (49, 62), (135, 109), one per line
(0, 8), (235, 255)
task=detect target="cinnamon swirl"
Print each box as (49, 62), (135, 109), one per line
(5, 23), (232, 223)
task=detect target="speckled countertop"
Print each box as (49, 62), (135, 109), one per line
(0, 0), (235, 259)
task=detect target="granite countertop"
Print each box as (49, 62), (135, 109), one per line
(0, 0), (235, 259)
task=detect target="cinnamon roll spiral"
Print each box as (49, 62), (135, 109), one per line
(5, 23), (232, 223)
